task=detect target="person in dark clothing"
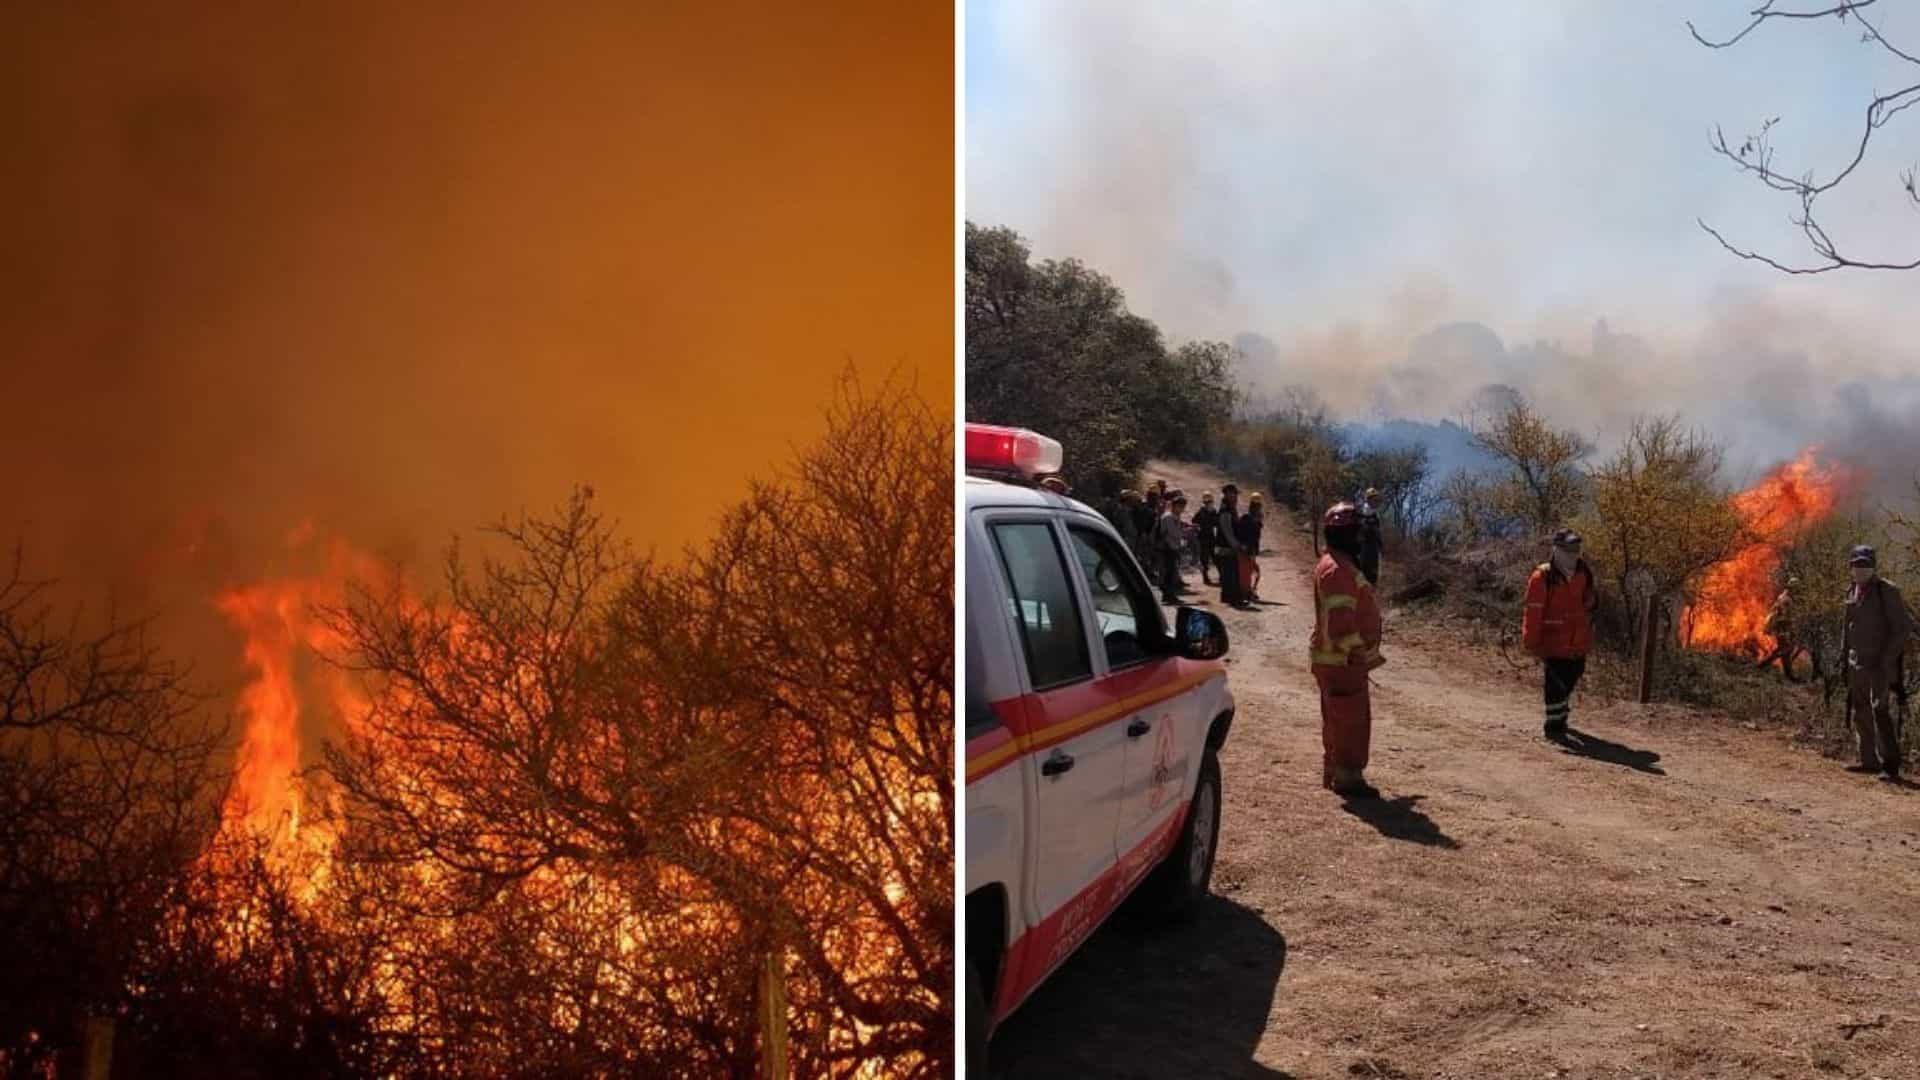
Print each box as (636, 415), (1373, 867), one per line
(1192, 491), (1221, 585)
(1110, 490), (1143, 552)
(1357, 487), (1384, 586)
(1842, 545), (1910, 779)
(1237, 493), (1266, 601)
(1756, 577), (1803, 681)
(1216, 484), (1246, 608)
(1132, 488), (1160, 570)
(1156, 495), (1189, 603)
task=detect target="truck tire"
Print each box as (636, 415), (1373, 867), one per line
(965, 958), (989, 1080)
(1134, 747), (1222, 922)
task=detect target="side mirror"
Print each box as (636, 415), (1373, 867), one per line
(1172, 606), (1229, 660)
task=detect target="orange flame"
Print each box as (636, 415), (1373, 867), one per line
(214, 532), (388, 855)
(1686, 447), (1844, 655)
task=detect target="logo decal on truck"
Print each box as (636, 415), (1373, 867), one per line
(1147, 718), (1175, 811)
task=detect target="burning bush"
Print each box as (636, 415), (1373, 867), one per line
(1684, 448), (1849, 657)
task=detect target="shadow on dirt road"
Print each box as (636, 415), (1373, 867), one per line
(989, 896), (1293, 1078)
(1552, 727), (1665, 774)
(1339, 793), (1459, 848)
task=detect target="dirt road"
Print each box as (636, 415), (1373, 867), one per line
(990, 461), (1920, 1080)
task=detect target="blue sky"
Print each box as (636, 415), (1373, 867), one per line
(965, 2), (1920, 484)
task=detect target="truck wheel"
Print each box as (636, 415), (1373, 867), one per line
(1135, 747), (1222, 922)
(965, 958), (989, 1079)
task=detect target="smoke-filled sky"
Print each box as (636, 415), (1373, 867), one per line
(967, 1), (1920, 493)
(3, 1), (952, 620)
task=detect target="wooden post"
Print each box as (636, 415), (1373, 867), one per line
(1638, 594), (1657, 704)
(760, 951), (788, 1080)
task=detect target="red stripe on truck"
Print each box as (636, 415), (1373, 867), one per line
(965, 658), (1222, 784)
(990, 801), (1190, 1023)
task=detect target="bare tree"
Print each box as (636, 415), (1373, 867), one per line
(1692, 0), (1920, 272)
(0, 550), (230, 1075)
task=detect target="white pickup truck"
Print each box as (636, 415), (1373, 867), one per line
(962, 424), (1236, 1077)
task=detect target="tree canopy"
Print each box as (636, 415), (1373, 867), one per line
(965, 223), (1239, 495)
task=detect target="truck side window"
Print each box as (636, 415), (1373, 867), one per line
(990, 522), (1093, 690)
(1068, 526), (1163, 670)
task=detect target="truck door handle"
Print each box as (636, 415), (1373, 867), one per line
(1040, 751), (1075, 777)
(1126, 718), (1152, 738)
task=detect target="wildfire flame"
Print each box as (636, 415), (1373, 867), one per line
(1686, 447), (1845, 655)
(213, 527), (389, 861)
(200, 518), (931, 1072)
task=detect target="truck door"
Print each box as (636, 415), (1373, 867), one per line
(1064, 524), (1196, 879)
(983, 518), (1125, 938)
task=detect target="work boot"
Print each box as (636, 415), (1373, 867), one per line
(1335, 779), (1381, 800)
(1329, 766), (1377, 799)
(1543, 722), (1568, 740)
(1843, 764), (1878, 774)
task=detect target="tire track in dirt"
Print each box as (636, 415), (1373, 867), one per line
(990, 461), (1920, 1080)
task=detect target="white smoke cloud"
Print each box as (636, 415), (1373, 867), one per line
(967, 1), (1920, 494)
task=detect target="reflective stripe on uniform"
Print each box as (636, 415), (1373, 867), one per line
(1312, 649), (1349, 666)
(1322, 594), (1358, 611)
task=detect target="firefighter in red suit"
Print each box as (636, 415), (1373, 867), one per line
(1312, 502), (1386, 799)
(1522, 528), (1599, 739)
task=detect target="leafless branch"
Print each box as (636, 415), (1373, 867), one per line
(1692, 0), (1920, 272)
(1687, 0), (1879, 51)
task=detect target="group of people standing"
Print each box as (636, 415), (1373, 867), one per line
(1107, 481), (1267, 607)
(1100, 468), (1914, 797)
(1308, 515), (1912, 800)
(1307, 521), (1612, 799)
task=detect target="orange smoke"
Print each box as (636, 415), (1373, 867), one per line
(1686, 448), (1845, 655)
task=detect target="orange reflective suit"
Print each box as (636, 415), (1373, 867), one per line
(1311, 549), (1384, 787)
(1521, 561), (1596, 660)
(1522, 559), (1598, 732)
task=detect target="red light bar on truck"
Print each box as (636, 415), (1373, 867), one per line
(964, 423), (1064, 478)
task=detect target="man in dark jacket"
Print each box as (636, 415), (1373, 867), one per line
(1237, 492), (1266, 601)
(1191, 491), (1221, 585)
(1357, 487), (1384, 586)
(1216, 484), (1246, 608)
(1133, 488), (1161, 578)
(1109, 490), (1143, 552)
(1842, 545), (1911, 779)
(1155, 494), (1189, 603)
